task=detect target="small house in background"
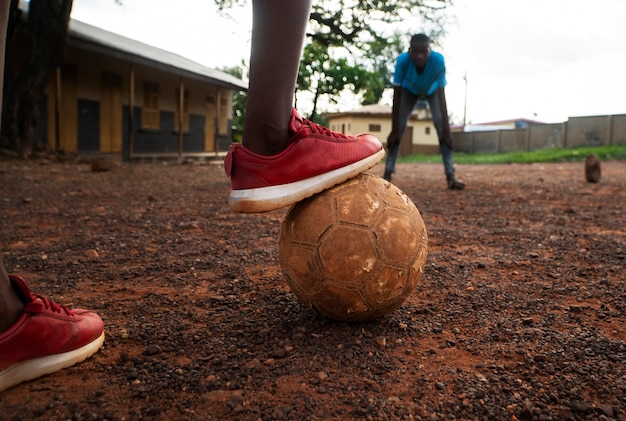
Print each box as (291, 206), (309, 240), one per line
(9, 1), (247, 161)
(325, 103), (440, 156)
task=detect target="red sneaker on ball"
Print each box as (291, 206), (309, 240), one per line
(0, 276), (105, 393)
(224, 108), (385, 213)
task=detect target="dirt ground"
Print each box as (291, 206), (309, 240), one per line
(0, 156), (625, 421)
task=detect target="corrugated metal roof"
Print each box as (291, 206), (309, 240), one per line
(17, 0), (247, 91)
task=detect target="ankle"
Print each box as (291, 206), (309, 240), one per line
(0, 277), (25, 333)
(241, 111), (293, 156)
(242, 128), (291, 156)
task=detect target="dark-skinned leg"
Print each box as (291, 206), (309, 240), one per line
(0, 1), (24, 334)
(242, 0), (312, 156)
(0, 6), (104, 392)
(0, 259), (24, 333)
(224, 0), (385, 213)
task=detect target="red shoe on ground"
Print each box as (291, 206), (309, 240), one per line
(224, 108), (385, 213)
(0, 276), (105, 393)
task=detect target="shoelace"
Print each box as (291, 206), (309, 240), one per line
(301, 117), (348, 139)
(34, 293), (75, 316)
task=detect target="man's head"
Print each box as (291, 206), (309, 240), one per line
(409, 33), (430, 70)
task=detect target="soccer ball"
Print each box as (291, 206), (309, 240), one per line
(278, 174), (428, 322)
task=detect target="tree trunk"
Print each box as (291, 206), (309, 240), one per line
(309, 88), (320, 122)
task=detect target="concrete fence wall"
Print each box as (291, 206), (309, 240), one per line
(454, 114), (626, 154)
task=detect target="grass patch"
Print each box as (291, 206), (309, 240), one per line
(395, 145), (626, 165)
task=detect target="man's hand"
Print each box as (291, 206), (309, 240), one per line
(387, 131), (401, 148)
(440, 132), (454, 150)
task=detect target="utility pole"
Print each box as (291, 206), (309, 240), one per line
(463, 71), (468, 130)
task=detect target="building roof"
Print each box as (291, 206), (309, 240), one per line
(17, 0), (247, 91)
(471, 118), (545, 126)
(324, 103), (427, 119)
(325, 104), (393, 118)
(456, 118), (546, 132)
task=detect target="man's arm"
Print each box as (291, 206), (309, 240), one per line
(437, 87), (454, 150)
(387, 85), (402, 147)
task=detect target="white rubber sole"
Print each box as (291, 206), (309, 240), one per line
(0, 332), (105, 393)
(229, 148), (385, 213)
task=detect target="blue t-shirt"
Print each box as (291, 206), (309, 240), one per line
(393, 50), (447, 96)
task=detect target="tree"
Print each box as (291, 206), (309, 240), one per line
(307, 0), (449, 48)
(214, 0), (452, 118)
(357, 34), (404, 105)
(297, 40), (375, 121)
(1, 0), (73, 157)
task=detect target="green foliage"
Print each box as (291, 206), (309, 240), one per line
(357, 34), (404, 105)
(301, 0), (451, 117)
(212, 0), (453, 118)
(308, 0), (450, 48)
(395, 145), (626, 165)
(297, 40), (374, 119)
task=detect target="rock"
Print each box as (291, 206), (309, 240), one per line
(145, 345), (161, 355)
(84, 249), (99, 258)
(91, 159), (114, 172)
(584, 154), (601, 183)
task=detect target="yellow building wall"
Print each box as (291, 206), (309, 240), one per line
(328, 114), (439, 152)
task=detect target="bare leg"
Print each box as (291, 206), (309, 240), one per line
(0, 0), (8, 127)
(0, 1), (25, 333)
(242, 0), (312, 156)
(0, 258), (24, 332)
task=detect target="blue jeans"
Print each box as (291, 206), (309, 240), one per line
(384, 88), (455, 176)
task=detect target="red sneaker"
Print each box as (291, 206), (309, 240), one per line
(0, 276), (105, 393)
(224, 108), (385, 212)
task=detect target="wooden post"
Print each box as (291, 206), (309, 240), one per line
(55, 67), (62, 151)
(0, 0), (8, 133)
(178, 78), (184, 162)
(214, 92), (218, 158)
(128, 64), (134, 160)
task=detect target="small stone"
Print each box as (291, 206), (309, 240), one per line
(85, 249), (99, 258)
(145, 344), (161, 355)
(245, 358), (263, 370)
(91, 160), (114, 172)
(598, 404), (613, 417)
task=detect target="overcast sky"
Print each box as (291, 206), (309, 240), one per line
(70, 0), (626, 124)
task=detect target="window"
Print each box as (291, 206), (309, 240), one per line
(425, 127), (431, 135)
(368, 124), (381, 132)
(142, 82), (160, 130)
(174, 89), (190, 132)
